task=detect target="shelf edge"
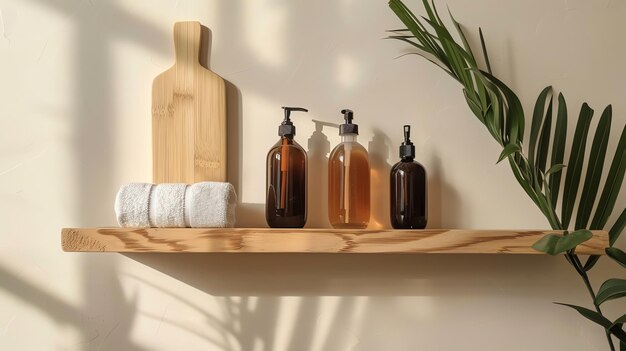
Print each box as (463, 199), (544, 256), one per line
(61, 228), (609, 254)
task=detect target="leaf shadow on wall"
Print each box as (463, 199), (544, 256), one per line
(124, 7), (564, 350)
(0, 0), (169, 350)
(6, 2), (599, 351)
(16, 0), (169, 349)
(127, 252), (573, 350)
(68, 0), (166, 348)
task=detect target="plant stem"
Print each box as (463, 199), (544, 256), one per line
(569, 253), (616, 351)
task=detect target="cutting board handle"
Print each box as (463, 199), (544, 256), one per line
(173, 21), (201, 66)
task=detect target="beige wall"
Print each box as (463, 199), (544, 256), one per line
(1, 0), (625, 349)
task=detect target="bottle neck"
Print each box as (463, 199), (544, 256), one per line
(281, 136), (294, 144)
(401, 156), (415, 162)
(341, 133), (357, 143)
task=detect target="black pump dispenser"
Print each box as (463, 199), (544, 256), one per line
(339, 109), (359, 135)
(279, 106), (308, 137)
(399, 125), (415, 160)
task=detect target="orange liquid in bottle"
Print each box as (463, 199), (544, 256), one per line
(328, 138), (370, 228)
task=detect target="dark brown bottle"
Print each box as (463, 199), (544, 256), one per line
(266, 107), (308, 228)
(390, 125), (427, 229)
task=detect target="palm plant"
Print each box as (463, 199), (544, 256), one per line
(387, 0), (626, 349)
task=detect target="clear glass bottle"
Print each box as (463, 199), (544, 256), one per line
(266, 107), (308, 228)
(390, 125), (427, 229)
(328, 109), (370, 228)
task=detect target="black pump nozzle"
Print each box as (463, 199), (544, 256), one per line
(399, 125), (415, 160)
(341, 109), (353, 123)
(339, 109), (358, 135)
(279, 106), (308, 137)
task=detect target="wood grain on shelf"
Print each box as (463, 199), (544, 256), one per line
(152, 21), (226, 184)
(61, 228), (608, 254)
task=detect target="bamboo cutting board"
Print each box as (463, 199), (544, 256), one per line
(152, 22), (226, 183)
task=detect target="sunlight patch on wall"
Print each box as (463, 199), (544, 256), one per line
(340, 0), (358, 18)
(244, 0), (287, 68)
(274, 296), (303, 350)
(246, 295), (259, 311)
(272, 296), (299, 351)
(335, 53), (360, 90)
(310, 296), (341, 351)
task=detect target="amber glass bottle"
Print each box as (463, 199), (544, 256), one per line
(328, 109), (370, 228)
(266, 107), (308, 228)
(390, 125), (427, 229)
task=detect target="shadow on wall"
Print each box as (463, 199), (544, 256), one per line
(199, 23), (266, 228)
(67, 0), (167, 348)
(3, 1), (591, 351)
(127, 253), (566, 297)
(306, 124), (397, 229)
(124, 252), (572, 350)
(225, 75), (265, 227)
(21, 0), (168, 349)
(368, 129), (392, 229)
(428, 153), (461, 228)
(306, 119), (337, 228)
(0, 260), (148, 350)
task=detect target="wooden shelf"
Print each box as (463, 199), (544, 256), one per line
(61, 228), (608, 254)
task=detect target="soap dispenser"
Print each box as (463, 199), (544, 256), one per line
(390, 125), (427, 229)
(266, 107), (308, 228)
(328, 109), (370, 229)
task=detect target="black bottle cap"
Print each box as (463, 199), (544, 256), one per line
(279, 106), (308, 137)
(339, 109), (358, 135)
(399, 125), (415, 159)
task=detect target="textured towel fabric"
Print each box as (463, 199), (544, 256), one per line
(114, 183), (153, 227)
(114, 182), (237, 228)
(184, 182), (237, 228)
(149, 183), (188, 227)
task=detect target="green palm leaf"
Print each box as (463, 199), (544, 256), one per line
(595, 279), (626, 305)
(556, 303), (626, 343)
(591, 123), (626, 230)
(387, 1), (626, 348)
(478, 28), (492, 74)
(549, 93), (568, 205)
(479, 71), (525, 145)
(606, 247), (626, 268)
(576, 106), (612, 229)
(530, 87), (552, 171)
(561, 104), (594, 229)
(536, 96), (554, 181)
(609, 208), (626, 246)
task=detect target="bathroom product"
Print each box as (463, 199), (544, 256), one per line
(390, 125), (427, 229)
(185, 182), (236, 227)
(150, 183), (188, 227)
(152, 21), (226, 184)
(114, 182), (237, 228)
(115, 183), (153, 227)
(328, 109), (370, 228)
(266, 107), (308, 228)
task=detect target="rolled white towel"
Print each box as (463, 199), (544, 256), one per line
(149, 183), (188, 227)
(114, 183), (153, 227)
(114, 182), (237, 228)
(184, 182), (237, 228)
